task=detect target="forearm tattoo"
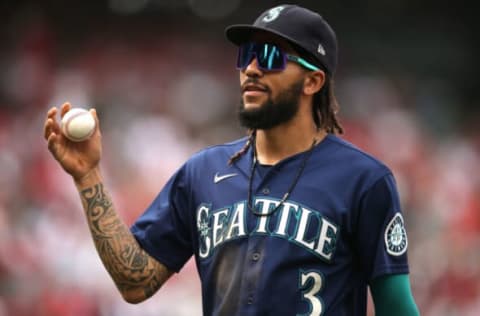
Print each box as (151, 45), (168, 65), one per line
(80, 183), (168, 299)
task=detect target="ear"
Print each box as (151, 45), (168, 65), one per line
(303, 70), (325, 96)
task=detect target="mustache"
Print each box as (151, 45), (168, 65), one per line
(241, 78), (270, 93)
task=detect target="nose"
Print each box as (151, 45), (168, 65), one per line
(243, 56), (263, 77)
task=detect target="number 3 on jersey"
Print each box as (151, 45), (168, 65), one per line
(298, 270), (324, 316)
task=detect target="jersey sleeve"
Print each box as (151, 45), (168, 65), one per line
(354, 173), (410, 281)
(130, 165), (194, 272)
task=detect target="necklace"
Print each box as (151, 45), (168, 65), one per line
(247, 137), (317, 216)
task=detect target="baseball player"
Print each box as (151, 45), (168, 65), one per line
(44, 4), (419, 316)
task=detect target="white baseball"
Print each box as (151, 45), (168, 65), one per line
(61, 108), (96, 142)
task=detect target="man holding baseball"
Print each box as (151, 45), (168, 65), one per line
(44, 4), (419, 315)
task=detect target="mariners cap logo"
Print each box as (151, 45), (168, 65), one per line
(384, 213), (408, 256)
(262, 6), (285, 22)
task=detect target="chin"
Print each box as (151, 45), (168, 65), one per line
(242, 100), (263, 110)
(244, 102), (263, 109)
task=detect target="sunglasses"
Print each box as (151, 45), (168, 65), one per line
(236, 42), (320, 72)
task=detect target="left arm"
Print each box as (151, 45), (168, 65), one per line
(370, 274), (420, 316)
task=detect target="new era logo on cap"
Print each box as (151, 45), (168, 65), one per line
(317, 43), (326, 56)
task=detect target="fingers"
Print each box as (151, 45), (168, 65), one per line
(47, 106), (57, 118)
(47, 131), (60, 157)
(44, 102), (72, 140)
(91, 108), (100, 124)
(44, 107), (60, 140)
(44, 110), (63, 159)
(90, 108), (101, 137)
(60, 102), (71, 118)
(44, 118), (59, 140)
(44, 103), (101, 144)
(47, 131), (56, 151)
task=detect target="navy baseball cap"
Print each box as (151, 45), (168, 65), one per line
(225, 4), (338, 75)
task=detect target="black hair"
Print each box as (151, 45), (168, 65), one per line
(312, 76), (343, 134)
(296, 46), (343, 134)
(228, 130), (256, 165)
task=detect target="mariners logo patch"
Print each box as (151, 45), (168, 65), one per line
(384, 213), (408, 256)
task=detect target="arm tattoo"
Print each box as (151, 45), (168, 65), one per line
(80, 183), (170, 300)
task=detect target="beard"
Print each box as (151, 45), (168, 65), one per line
(238, 78), (304, 130)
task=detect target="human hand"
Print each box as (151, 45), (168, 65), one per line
(44, 102), (102, 183)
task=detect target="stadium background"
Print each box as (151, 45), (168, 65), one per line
(0, 0), (478, 315)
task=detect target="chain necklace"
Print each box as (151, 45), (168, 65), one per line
(247, 137), (317, 216)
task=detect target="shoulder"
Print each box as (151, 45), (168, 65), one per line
(188, 137), (248, 164)
(317, 134), (393, 187)
(177, 137), (249, 177)
(165, 137), (248, 189)
(324, 134), (390, 171)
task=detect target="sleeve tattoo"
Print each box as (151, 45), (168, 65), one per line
(80, 183), (172, 301)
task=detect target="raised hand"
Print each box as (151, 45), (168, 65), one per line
(44, 102), (102, 183)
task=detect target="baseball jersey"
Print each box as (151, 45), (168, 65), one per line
(130, 134), (410, 316)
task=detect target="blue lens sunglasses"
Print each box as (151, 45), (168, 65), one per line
(237, 42), (320, 72)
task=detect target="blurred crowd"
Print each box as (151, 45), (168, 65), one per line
(1, 4), (479, 316)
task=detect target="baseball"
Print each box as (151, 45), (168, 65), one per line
(61, 108), (96, 142)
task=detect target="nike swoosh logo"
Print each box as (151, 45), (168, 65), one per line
(214, 172), (238, 184)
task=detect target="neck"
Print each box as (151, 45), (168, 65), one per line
(255, 117), (327, 165)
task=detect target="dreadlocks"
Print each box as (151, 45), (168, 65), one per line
(312, 77), (343, 134)
(228, 129), (256, 165)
